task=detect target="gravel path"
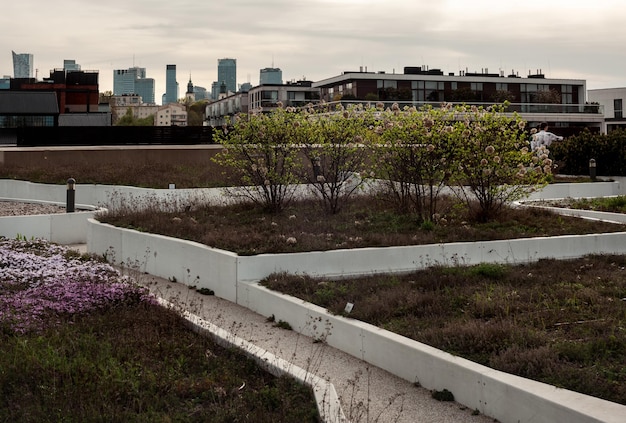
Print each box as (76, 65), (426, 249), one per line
(0, 201), (66, 216)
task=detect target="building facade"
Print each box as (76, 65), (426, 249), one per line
(165, 64), (178, 104)
(156, 102), (187, 126)
(0, 91), (59, 128)
(12, 51), (33, 78)
(217, 58), (237, 94)
(12, 68), (100, 114)
(588, 88), (626, 133)
(248, 80), (319, 112)
(312, 66), (604, 135)
(205, 80), (318, 127)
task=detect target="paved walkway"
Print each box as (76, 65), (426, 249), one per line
(71, 243), (495, 422)
(132, 271), (494, 422)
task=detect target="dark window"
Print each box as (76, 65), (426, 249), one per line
(614, 99), (623, 119)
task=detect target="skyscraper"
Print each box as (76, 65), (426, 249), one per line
(260, 68), (282, 85)
(217, 58), (237, 94)
(12, 51), (33, 78)
(135, 78), (156, 104)
(63, 60), (81, 72)
(113, 67), (155, 104)
(165, 64), (178, 104)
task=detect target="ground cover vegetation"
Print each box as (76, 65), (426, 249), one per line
(0, 238), (318, 422)
(261, 255), (626, 405)
(545, 195), (626, 214)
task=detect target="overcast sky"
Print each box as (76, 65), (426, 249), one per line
(3, 0), (625, 103)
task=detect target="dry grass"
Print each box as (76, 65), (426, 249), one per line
(98, 193), (624, 255)
(262, 255), (626, 406)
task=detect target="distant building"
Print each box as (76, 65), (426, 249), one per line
(135, 77), (156, 104)
(164, 64), (178, 104)
(239, 82), (252, 93)
(210, 81), (220, 100)
(260, 67), (282, 85)
(205, 91), (248, 127)
(185, 76), (195, 103)
(12, 67), (100, 114)
(206, 80), (318, 127)
(156, 102), (187, 126)
(12, 51), (33, 78)
(63, 59), (81, 72)
(0, 91), (58, 128)
(248, 80), (319, 112)
(113, 67), (155, 104)
(109, 95), (158, 125)
(193, 85), (208, 100)
(312, 66), (603, 135)
(587, 88), (626, 133)
(217, 58), (237, 95)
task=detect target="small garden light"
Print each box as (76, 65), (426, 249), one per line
(589, 158), (596, 181)
(66, 178), (76, 213)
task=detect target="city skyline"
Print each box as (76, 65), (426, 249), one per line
(2, 0), (625, 101)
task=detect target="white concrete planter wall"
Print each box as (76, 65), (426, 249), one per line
(0, 198), (98, 244)
(85, 218), (626, 423)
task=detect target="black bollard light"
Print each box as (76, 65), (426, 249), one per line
(589, 159), (596, 182)
(66, 178), (76, 213)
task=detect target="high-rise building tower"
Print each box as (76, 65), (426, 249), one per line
(260, 68), (282, 85)
(135, 78), (156, 104)
(63, 60), (81, 72)
(12, 51), (34, 78)
(113, 67), (155, 104)
(217, 58), (237, 94)
(165, 64), (178, 104)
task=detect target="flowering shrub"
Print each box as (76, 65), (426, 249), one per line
(301, 103), (373, 214)
(0, 238), (153, 334)
(213, 104), (304, 213)
(214, 100), (550, 222)
(374, 103), (457, 223)
(447, 103), (551, 221)
(375, 102), (551, 222)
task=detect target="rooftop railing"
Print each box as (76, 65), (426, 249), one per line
(315, 101), (604, 115)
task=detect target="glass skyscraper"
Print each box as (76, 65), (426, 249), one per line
(217, 58), (237, 94)
(165, 64), (178, 104)
(12, 51), (33, 78)
(113, 67), (155, 104)
(260, 68), (283, 85)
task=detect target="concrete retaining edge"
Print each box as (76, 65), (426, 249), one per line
(156, 297), (345, 423)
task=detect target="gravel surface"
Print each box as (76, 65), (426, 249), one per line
(0, 201), (66, 216)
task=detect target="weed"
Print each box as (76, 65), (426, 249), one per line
(274, 320), (293, 330)
(431, 388), (455, 402)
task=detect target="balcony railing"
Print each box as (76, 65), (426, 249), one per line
(315, 101), (603, 115)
